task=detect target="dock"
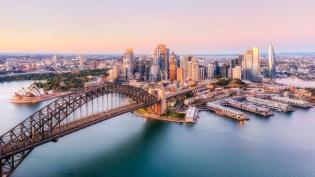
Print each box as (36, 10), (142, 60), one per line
(271, 96), (313, 108)
(246, 97), (294, 112)
(206, 102), (249, 121)
(222, 99), (273, 116)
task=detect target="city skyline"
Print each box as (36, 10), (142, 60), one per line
(1, 1), (315, 177)
(1, 0), (315, 54)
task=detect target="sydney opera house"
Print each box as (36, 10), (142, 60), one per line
(14, 84), (48, 97)
(10, 83), (64, 104)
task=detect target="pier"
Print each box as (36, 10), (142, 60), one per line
(223, 99), (273, 116)
(271, 96), (313, 108)
(206, 102), (249, 121)
(185, 107), (198, 123)
(246, 97), (293, 112)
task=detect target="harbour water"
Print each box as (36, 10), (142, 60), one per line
(276, 77), (315, 88)
(1, 80), (315, 177)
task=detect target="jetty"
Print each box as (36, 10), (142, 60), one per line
(206, 102), (249, 121)
(271, 96), (312, 108)
(246, 97), (294, 112)
(223, 99), (273, 116)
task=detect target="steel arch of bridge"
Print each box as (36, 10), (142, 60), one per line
(0, 83), (160, 177)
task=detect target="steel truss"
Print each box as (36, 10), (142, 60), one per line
(0, 83), (159, 176)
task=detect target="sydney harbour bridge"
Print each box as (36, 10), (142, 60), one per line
(0, 83), (161, 177)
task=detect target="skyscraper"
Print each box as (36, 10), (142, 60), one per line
(144, 59), (151, 81)
(123, 48), (134, 80)
(136, 56), (146, 81)
(232, 66), (242, 80)
(153, 44), (170, 80)
(78, 55), (86, 69)
(199, 67), (205, 80)
(252, 47), (260, 82)
(242, 47), (260, 82)
(169, 52), (177, 81)
(243, 50), (253, 80)
(221, 64), (228, 78)
(150, 64), (159, 82)
(187, 61), (192, 80)
(214, 61), (220, 77)
(191, 57), (199, 81)
(268, 44), (276, 78)
(108, 65), (119, 82)
(176, 67), (184, 83)
(228, 60), (233, 79)
(207, 63), (215, 79)
(180, 56), (188, 80)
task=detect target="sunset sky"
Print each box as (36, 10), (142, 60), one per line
(0, 0), (314, 54)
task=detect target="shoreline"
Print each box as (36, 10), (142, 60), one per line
(133, 110), (194, 123)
